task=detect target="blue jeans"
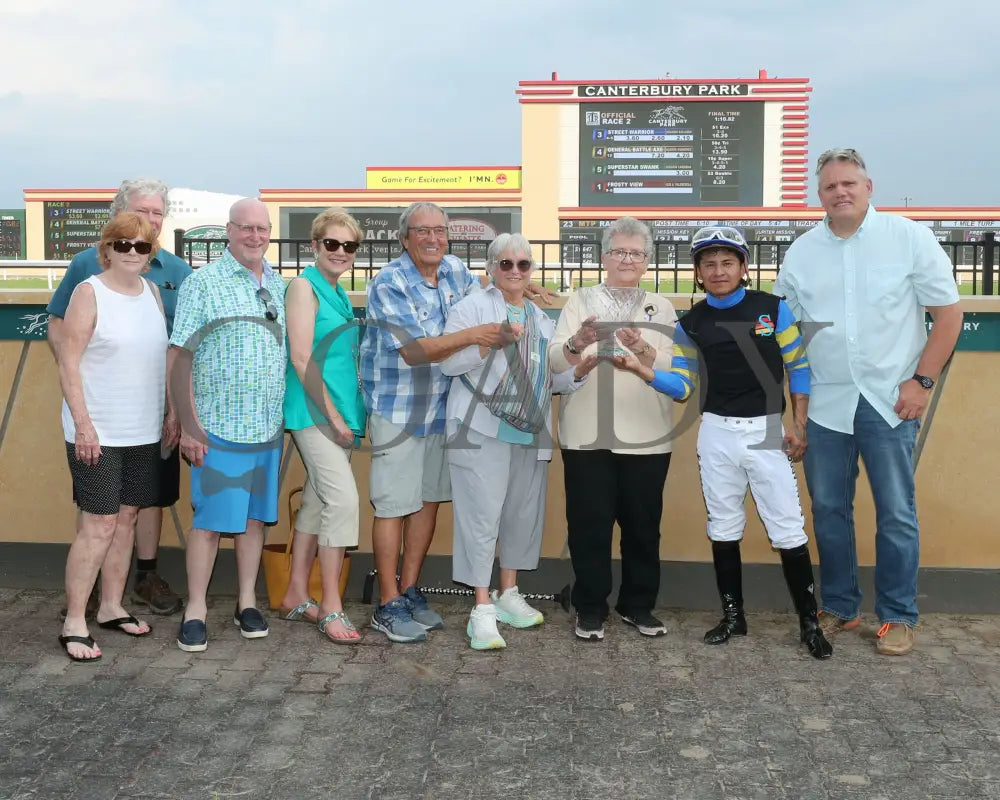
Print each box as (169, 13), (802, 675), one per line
(803, 395), (920, 627)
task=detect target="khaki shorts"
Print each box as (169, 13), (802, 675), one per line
(368, 414), (451, 518)
(291, 426), (360, 548)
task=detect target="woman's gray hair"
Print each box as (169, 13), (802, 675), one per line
(601, 216), (653, 256)
(111, 177), (169, 216)
(486, 233), (533, 276)
(398, 202), (450, 241)
(815, 148), (868, 177)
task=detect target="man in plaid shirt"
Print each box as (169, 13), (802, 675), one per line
(360, 202), (519, 643)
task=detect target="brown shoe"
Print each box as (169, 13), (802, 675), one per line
(876, 622), (915, 655)
(132, 572), (183, 615)
(817, 610), (861, 636)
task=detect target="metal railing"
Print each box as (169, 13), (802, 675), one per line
(163, 228), (999, 297)
(2, 233), (992, 294)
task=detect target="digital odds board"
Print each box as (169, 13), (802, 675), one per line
(578, 102), (765, 207)
(44, 201), (112, 260)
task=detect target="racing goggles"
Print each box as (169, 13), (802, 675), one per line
(690, 226), (750, 261)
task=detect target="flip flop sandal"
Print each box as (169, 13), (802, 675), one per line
(58, 634), (102, 663)
(97, 615), (152, 637)
(318, 610), (361, 645)
(279, 599), (320, 623)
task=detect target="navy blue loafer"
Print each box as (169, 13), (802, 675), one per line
(233, 607), (269, 639)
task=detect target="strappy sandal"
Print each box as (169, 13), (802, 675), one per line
(318, 610), (361, 645)
(279, 599), (319, 623)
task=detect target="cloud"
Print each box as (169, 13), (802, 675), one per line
(0, 0), (997, 206)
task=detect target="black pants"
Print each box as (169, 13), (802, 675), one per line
(562, 448), (671, 619)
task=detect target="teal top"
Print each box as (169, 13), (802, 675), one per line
(283, 266), (367, 437)
(496, 302), (535, 446)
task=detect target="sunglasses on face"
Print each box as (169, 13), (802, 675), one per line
(257, 287), (278, 322)
(111, 239), (153, 255)
(320, 238), (360, 254)
(497, 259), (532, 272)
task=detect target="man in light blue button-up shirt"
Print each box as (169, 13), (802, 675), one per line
(775, 149), (963, 656)
(169, 198), (286, 653)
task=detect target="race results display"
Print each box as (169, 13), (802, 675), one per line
(0, 211), (25, 259)
(579, 102), (765, 208)
(44, 201), (112, 260)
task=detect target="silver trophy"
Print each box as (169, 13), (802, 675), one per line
(586, 284), (646, 358)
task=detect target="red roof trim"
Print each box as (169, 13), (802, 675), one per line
(520, 95), (808, 104)
(517, 77), (811, 87)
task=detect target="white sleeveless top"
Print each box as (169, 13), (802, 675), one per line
(62, 275), (168, 446)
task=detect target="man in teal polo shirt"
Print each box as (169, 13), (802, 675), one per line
(48, 177), (192, 617)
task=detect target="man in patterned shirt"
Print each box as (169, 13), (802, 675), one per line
(168, 198), (286, 653)
(361, 202), (517, 642)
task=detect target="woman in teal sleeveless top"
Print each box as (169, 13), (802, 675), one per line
(281, 209), (367, 643)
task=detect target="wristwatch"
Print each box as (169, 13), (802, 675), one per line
(565, 336), (581, 356)
(912, 373), (935, 390)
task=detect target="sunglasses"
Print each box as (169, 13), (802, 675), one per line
(257, 287), (278, 322)
(320, 238), (360, 254)
(497, 259), (532, 272)
(111, 239), (153, 255)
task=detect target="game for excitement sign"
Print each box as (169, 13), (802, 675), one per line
(366, 168), (521, 191)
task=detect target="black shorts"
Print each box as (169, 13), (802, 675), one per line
(66, 441), (162, 515)
(156, 446), (181, 507)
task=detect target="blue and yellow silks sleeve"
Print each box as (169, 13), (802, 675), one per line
(776, 299), (809, 395)
(648, 321), (698, 400)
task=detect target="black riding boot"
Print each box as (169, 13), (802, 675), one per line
(779, 544), (833, 660)
(704, 540), (747, 645)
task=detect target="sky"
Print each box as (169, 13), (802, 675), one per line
(1, 0), (997, 209)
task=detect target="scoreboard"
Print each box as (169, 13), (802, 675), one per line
(559, 218), (1000, 265)
(1, 211), (25, 259)
(578, 102), (765, 207)
(44, 201), (112, 260)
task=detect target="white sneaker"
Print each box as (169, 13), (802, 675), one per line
(491, 586), (544, 629)
(466, 604), (506, 650)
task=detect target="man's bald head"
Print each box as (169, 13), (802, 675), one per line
(226, 198), (272, 270)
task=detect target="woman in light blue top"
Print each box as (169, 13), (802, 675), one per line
(440, 234), (598, 651)
(281, 208), (367, 643)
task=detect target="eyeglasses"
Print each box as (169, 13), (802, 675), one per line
(230, 223), (272, 236)
(111, 239), (153, 255)
(257, 287), (278, 322)
(410, 226), (448, 238)
(320, 238), (360, 254)
(496, 259), (532, 272)
(606, 249), (647, 262)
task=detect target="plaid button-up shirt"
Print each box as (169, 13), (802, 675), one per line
(169, 249), (287, 444)
(360, 252), (479, 436)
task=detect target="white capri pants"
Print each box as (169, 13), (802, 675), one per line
(291, 425), (360, 548)
(696, 413), (808, 550)
(448, 428), (548, 588)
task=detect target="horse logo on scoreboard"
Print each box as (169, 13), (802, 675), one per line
(649, 106), (687, 127)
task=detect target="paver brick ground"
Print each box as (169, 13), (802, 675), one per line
(3, 589), (1000, 799)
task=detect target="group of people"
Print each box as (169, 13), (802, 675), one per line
(48, 147), (962, 663)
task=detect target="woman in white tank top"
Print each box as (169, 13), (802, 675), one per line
(57, 212), (172, 662)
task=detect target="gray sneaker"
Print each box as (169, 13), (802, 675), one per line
(370, 596), (427, 643)
(402, 585), (444, 631)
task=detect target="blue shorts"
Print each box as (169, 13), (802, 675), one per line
(190, 433), (282, 534)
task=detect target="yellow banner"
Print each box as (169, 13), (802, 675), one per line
(366, 168), (521, 190)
